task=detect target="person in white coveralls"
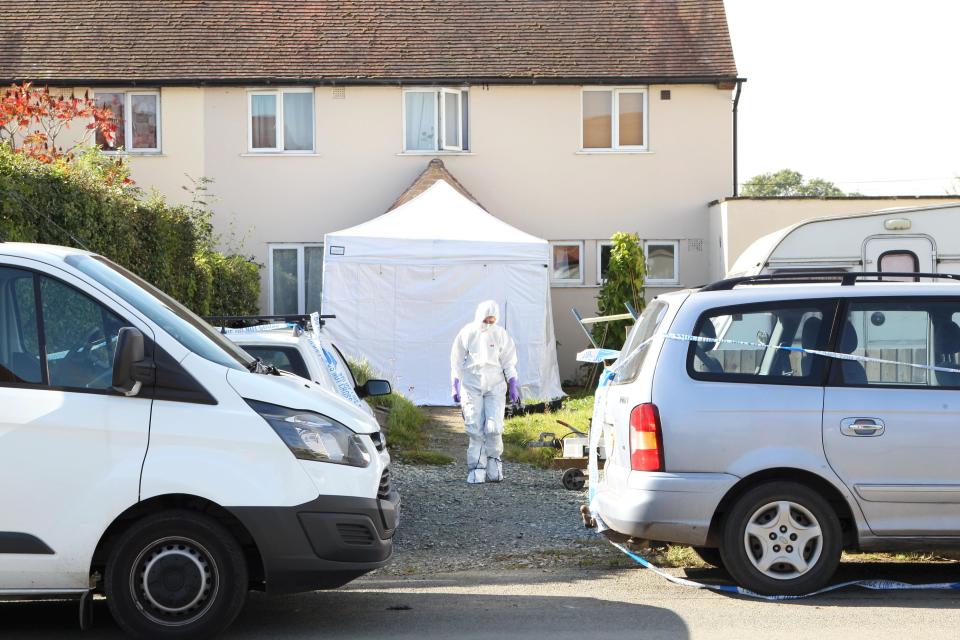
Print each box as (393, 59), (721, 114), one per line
(450, 300), (520, 484)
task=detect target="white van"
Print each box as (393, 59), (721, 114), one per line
(214, 315), (380, 419)
(0, 243), (399, 638)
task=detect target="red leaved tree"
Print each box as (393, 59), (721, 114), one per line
(0, 82), (118, 163)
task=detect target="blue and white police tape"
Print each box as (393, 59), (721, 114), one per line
(605, 537), (960, 600)
(218, 322), (294, 334)
(578, 331), (960, 380)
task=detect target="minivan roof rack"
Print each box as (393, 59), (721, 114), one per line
(701, 272), (960, 292)
(203, 314), (336, 333)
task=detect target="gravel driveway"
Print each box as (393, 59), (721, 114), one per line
(382, 408), (624, 574)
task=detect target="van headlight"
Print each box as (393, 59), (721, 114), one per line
(247, 400), (371, 468)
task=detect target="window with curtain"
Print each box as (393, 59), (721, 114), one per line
(249, 90), (314, 152)
(582, 88), (647, 150)
(404, 88), (469, 152)
(94, 90), (161, 152)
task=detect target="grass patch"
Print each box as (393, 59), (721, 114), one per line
(349, 358), (449, 464)
(502, 395), (594, 469)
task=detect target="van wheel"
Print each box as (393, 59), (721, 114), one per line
(720, 482), (841, 596)
(105, 510), (248, 639)
(692, 547), (725, 570)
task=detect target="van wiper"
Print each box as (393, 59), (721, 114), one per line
(247, 358), (280, 375)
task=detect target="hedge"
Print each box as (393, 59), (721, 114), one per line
(0, 145), (259, 315)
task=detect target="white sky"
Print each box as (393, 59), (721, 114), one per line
(724, 0), (960, 195)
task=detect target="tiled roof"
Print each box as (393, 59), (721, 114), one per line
(0, 1), (737, 84)
(388, 159), (484, 212)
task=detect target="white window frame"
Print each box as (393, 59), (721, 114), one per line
(93, 89), (162, 154)
(440, 88), (463, 151)
(550, 241), (585, 285)
(247, 88), (316, 154)
(597, 240), (614, 284)
(644, 240), (680, 286)
(401, 87), (469, 153)
(268, 243), (324, 314)
(580, 87), (649, 152)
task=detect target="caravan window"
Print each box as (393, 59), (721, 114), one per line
(878, 251), (920, 282)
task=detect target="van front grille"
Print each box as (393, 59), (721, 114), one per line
(377, 468), (391, 500)
(336, 523), (375, 546)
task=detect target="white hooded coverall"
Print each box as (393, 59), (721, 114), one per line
(450, 300), (519, 484)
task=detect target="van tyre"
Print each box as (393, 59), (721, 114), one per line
(105, 510), (248, 639)
(720, 481), (841, 596)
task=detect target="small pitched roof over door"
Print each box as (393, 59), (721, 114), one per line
(388, 158), (483, 212)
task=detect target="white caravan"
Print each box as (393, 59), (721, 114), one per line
(728, 203), (960, 278)
(0, 243), (398, 638)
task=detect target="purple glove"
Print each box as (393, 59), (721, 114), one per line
(508, 377), (520, 404)
(452, 378), (461, 403)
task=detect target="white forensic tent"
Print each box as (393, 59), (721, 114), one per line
(321, 179), (563, 405)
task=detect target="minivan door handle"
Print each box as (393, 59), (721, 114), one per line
(840, 417), (885, 437)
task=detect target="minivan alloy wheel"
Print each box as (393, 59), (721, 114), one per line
(720, 481), (841, 596)
(131, 536), (220, 626)
(743, 501), (822, 580)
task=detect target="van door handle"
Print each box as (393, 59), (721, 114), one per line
(840, 417), (885, 437)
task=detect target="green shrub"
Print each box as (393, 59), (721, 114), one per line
(0, 145), (259, 315)
(593, 231), (645, 350)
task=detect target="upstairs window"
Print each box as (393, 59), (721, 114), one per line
(404, 88), (469, 152)
(94, 91), (160, 152)
(582, 88), (647, 151)
(249, 90), (315, 153)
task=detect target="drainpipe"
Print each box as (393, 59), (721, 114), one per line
(732, 79), (744, 197)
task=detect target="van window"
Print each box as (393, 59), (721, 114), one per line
(832, 299), (960, 387)
(0, 268), (42, 384)
(688, 301), (834, 384)
(611, 300), (668, 384)
(241, 345), (310, 380)
(66, 255), (255, 371)
(40, 277), (128, 390)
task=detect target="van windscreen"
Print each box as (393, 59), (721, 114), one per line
(65, 254), (256, 371)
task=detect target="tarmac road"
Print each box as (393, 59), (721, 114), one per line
(4, 561), (960, 640)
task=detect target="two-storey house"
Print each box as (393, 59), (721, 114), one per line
(1, 0), (740, 381)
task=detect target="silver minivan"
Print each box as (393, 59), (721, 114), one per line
(590, 273), (960, 595)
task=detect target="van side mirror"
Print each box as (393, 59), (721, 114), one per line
(112, 327), (153, 397)
(357, 379), (391, 399)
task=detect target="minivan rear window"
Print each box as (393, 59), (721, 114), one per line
(611, 300), (668, 384)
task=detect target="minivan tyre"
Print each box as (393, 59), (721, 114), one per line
(692, 547), (725, 570)
(719, 482), (841, 596)
(105, 510), (248, 639)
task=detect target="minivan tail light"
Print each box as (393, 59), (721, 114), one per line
(630, 403), (663, 472)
